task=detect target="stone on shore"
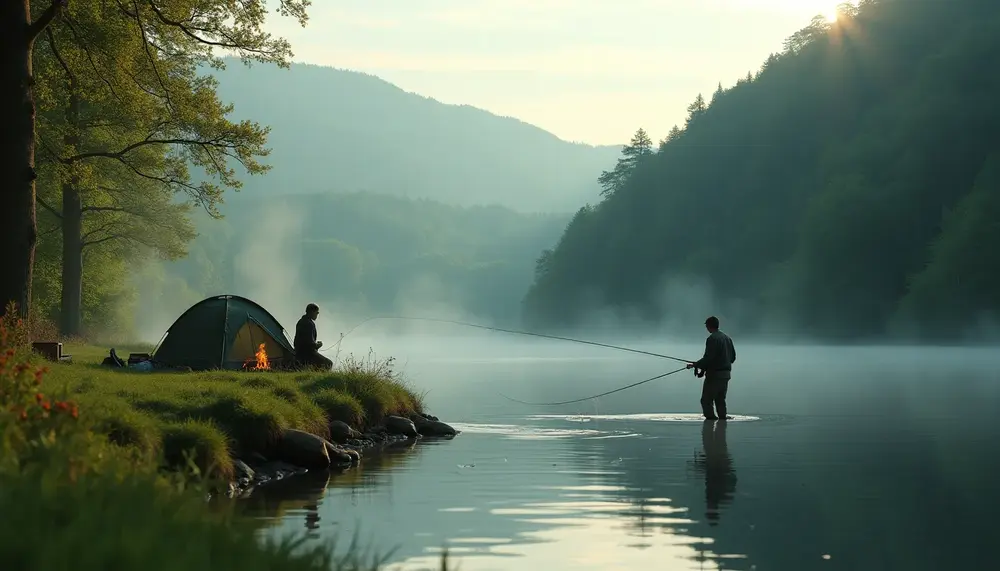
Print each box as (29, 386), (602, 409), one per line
(277, 429), (331, 470)
(411, 414), (458, 437)
(229, 411), (458, 499)
(329, 420), (363, 443)
(384, 415), (419, 438)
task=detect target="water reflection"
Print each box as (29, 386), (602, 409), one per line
(562, 411), (1000, 570)
(691, 420), (737, 526)
(241, 470), (330, 538)
(245, 344), (1000, 571)
(248, 420), (745, 570)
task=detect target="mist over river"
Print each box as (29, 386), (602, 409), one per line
(244, 334), (1000, 571)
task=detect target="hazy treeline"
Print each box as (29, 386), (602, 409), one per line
(132, 192), (568, 338)
(523, 0), (1000, 342)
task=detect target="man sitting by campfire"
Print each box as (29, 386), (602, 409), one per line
(294, 303), (334, 371)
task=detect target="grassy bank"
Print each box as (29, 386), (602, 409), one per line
(38, 343), (425, 480)
(0, 312), (447, 570)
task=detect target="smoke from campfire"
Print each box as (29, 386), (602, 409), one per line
(246, 343), (269, 371)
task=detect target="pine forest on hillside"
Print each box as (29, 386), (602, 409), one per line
(522, 0), (1000, 343)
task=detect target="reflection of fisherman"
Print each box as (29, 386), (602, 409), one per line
(304, 502), (321, 531)
(697, 419), (738, 526)
(294, 303), (333, 371)
(686, 316), (736, 420)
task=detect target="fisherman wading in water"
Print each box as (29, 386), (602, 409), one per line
(687, 316), (736, 420)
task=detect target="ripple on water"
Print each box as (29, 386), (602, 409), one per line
(525, 413), (761, 423)
(449, 422), (643, 440)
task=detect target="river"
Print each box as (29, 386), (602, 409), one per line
(242, 335), (1000, 570)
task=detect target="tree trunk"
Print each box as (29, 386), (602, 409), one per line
(0, 0), (39, 319)
(60, 88), (83, 336)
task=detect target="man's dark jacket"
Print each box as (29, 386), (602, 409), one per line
(294, 315), (319, 355)
(694, 330), (736, 381)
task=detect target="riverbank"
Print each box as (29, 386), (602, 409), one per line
(0, 315), (455, 570)
(38, 342), (458, 492)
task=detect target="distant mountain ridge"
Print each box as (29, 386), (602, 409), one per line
(207, 59), (622, 213)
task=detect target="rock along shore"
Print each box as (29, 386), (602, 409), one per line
(219, 412), (459, 499)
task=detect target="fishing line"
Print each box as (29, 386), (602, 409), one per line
(322, 315), (693, 364)
(497, 366), (691, 406)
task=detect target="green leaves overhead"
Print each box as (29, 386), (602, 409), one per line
(26, 0), (311, 335)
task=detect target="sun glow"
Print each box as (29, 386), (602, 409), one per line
(750, 0), (847, 23)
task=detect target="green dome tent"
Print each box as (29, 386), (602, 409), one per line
(152, 295), (296, 371)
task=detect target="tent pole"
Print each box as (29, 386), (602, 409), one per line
(221, 296), (230, 369)
(151, 330), (168, 357)
(247, 313), (256, 369)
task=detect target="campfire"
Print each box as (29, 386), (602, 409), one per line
(244, 343), (270, 371)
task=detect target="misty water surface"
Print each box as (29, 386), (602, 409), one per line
(245, 334), (1000, 570)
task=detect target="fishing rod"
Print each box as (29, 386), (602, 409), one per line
(322, 315), (694, 364)
(497, 365), (691, 406)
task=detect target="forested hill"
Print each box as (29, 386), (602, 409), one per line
(206, 60), (620, 213)
(522, 0), (1000, 343)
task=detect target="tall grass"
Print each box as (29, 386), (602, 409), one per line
(0, 305), (449, 570)
(0, 303), (427, 481)
(33, 345), (425, 480)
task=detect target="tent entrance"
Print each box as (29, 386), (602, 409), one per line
(227, 316), (293, 369)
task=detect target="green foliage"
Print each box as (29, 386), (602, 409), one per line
(26, 0), (313, 337)
(304, 349), (425, 424)
(894, 154), (1000, 338)
(311, 389), (366, 428)
(0, 302), (60, 351)
(522, 0), (1000, 341)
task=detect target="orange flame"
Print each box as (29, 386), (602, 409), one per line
(247, 343), (269, 370)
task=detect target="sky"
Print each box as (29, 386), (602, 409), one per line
(265, 0), (846, 146)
